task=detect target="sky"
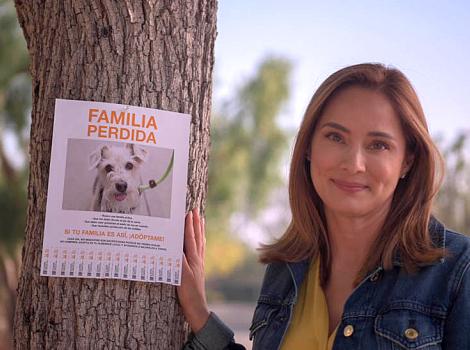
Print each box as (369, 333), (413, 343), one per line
(214, 0), (470, 142)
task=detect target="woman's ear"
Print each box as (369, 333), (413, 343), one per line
(401, 154), (415, 178)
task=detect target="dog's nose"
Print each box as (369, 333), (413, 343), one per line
(115, 182), (127, 193)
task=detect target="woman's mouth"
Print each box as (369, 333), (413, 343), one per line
(331, 179), (368, 193)
(114, 193), (127, 201)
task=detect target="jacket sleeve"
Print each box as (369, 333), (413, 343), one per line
(442, 261), (470, 349)
(182, 312), (246, 350)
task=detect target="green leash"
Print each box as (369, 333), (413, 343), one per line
(138, 151), (174, 194)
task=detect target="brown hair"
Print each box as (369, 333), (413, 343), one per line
(259, 63), (445, 285)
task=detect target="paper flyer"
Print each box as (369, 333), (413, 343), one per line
(40, 99), (190, 285)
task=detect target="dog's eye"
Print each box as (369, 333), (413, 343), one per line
(104, 165), (113, 173)
(125, 162), (134, 170)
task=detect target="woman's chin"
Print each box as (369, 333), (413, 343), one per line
(336, 209), (369, 218)
(325, 202), (374, 218)
(324, 198), (393, 220)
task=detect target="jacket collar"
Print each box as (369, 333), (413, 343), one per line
(286, 259), (310, 291)
(392, 216), (446, 267)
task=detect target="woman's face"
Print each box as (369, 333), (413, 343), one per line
(309, 86), (411, 219)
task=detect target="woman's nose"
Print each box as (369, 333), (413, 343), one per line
(341, 147), (366, 173)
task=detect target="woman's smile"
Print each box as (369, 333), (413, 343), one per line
(330, 179), (369, 193)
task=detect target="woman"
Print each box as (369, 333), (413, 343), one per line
(177, 63), (470, 349)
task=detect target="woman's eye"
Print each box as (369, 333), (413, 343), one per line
(125, 162), (134, 170)
(326, 132), (343, 143)
(369, 141), (390, 151)
(104, 164), (113, 173)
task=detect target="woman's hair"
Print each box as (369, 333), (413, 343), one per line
(259, 63), (445, 285)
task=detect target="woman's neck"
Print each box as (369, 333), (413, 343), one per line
(325, 205), (390, 272)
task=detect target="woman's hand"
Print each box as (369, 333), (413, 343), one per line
(177, 207), (210, 333)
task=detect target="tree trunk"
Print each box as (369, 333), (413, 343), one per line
(0, 251), (18, 350)
(13, 1), (217, 349)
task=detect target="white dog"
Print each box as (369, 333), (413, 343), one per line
(89, 143), (148, 214)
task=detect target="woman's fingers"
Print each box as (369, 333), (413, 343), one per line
(201, 216), (206, 260)
(184, 210), (198, 263)
(180, 253), (192, 279)
(192, 208), (204, 258)
(178, 209), (210, 333)
(185, 207), (206, 264)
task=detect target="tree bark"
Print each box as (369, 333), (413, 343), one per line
(13, 1), (217, 349)
(0, 251), (17, 350)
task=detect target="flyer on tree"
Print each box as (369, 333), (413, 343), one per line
(40, 99), (190, 285)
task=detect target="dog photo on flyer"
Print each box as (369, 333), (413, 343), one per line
(62, 139), (174, 218)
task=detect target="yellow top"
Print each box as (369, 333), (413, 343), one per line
(281, 258), (338, 350)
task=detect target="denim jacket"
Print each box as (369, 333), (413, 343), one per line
(184, 219), (470, 349)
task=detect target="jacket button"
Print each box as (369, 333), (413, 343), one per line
(404, 328), (419, 340)
(343, 325), (354, 337)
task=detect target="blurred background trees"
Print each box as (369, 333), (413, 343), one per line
(205, 58), (292, 301)
(435, 133), (470, 233)
(0, 0), (30, 348)
(0, 0), (469, 347)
